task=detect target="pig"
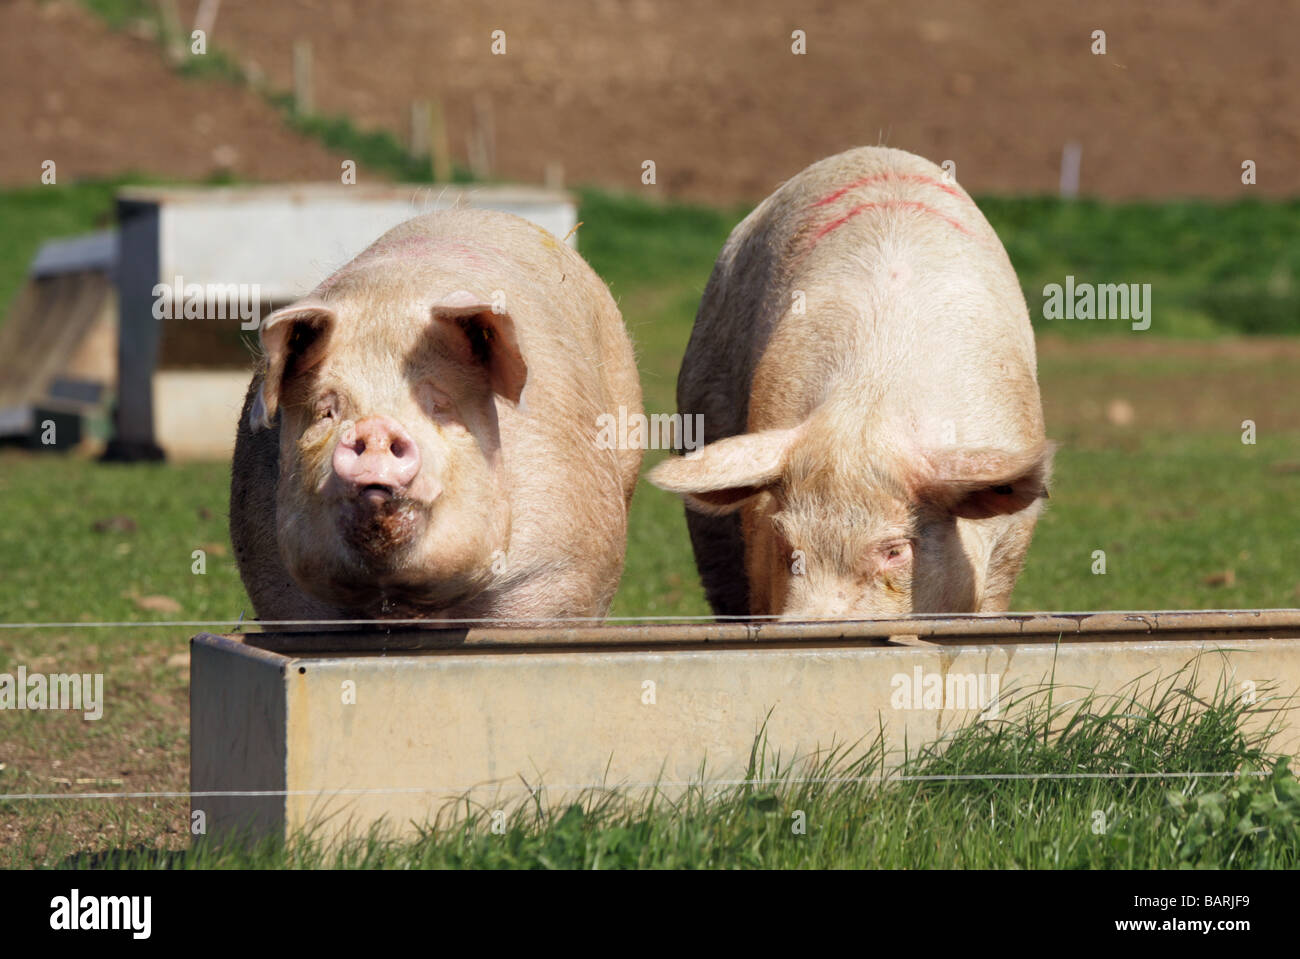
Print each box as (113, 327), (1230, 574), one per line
(649, 146), (1052, 620)
(230, 208), (643, 623)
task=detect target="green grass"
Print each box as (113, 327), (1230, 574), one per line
(1016, 434), (1300, 612)
(0, 460), (242, 639)
(45, 668), (1300, 869)
(981, 196), (1300, 336)
(76, 0), (154, 29)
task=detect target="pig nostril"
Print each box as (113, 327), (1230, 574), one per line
(335, 418), (418, 486)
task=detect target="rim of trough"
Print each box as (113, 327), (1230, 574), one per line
(210, 609), (1300, 657)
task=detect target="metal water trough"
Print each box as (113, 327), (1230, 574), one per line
(191, 610), (1300, 844)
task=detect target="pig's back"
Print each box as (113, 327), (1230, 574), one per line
(683, 147), (1041, 448)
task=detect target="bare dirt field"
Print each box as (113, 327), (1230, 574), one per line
(5, 0), (1297, 200)
(0, 0), (350, 186)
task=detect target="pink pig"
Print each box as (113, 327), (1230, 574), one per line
(230, 209), (643, 623)
(650, 147), (1052, 620)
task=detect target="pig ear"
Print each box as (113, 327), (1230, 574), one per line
(431, 292), (528, 405)
(647, 427), (802, 516)
(915, 443), (1054, 520)
(250, 305), (335, 430)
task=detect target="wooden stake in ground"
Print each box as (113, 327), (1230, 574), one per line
(545, 161), (565, 191)
(411, 100), (452, 182)
(1060, 141), (1082, 198)
(193, 0), (222, 38)
(293, 39), (314, 116)
(157, 0), (185, 64)
(410, 101), (431, 160)
(429, 98), (452, 183)
(469, 92), (496, 179)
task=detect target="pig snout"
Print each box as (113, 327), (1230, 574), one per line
(332, 416), (420, 497)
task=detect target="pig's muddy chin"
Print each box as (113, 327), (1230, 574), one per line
(309, 560), (496, 619)
(336, 494), (427, 562)
(288, 496), (498, 614)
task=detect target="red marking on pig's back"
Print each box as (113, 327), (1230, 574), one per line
(800, 170), (979, 254)
(810, 172), (970, 209)
(812, 200), (973, 243)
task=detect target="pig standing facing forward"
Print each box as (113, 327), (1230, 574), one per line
(650, 147), (1052, 619)
(231, 209), (643, 622)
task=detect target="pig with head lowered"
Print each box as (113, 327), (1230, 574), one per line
(230, 208), (643, 623)
(650, 147), (1052, 620)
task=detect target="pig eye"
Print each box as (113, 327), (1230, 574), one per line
(313, 395), (337, 421)
(880, 540), (913, 565)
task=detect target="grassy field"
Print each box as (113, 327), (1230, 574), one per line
(1, 184), (1298, 867)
